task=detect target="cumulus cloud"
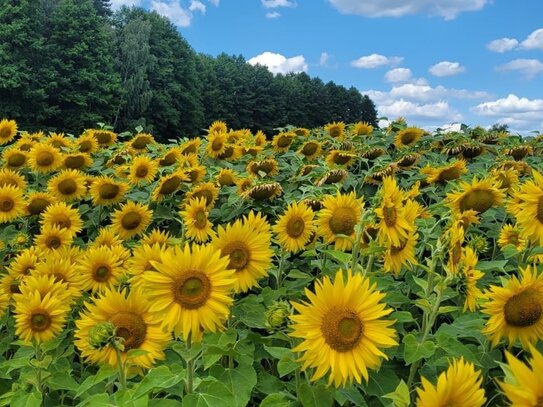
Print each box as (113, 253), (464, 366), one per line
(496, 59), (543, 79)
(385, 68), (413, 83)
(266, 11), (281, 18)
(110, 0), (140, 9)
(520, 28), (543, 50)
(328, 0), (489, 20)
(429, 61), (465, 77)
(248, 52), (308, 75)
(262, 0), (296, 8)
(351, 54), (403, 69)
(472, 94), (543, 131)
(189, 0), (206, 13)
(379, 100), (462, 122)
(151, 1), (192, 27)
(486, 38), (519, 53)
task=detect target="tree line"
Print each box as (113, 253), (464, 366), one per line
(0, 0), (378, 141)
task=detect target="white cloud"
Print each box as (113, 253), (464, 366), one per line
(496, 58), (543, 79)
(328, 0), (489, 20)
(472, 94), (543, 131)
(151, 1), (193, 27)
(429, 61), (465, 77)
(266, 11), (281, 18)
(208, 0), (220, 5)
(385, 67), (413, 83)
(262, 0), (296, 8)
(189, 0), (206, 13)
(486, 38), (519, 53)
(320, 52), (330, 66)
(520, 28), (543, 51)
(248, 52), (308, 75)
(351, 54), (403, 69)
(379, 100), (462, 122)
(110, 0), (140, 9)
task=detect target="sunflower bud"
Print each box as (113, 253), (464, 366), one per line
(88, 321), (115, 349)
(265, 301), (291, 331)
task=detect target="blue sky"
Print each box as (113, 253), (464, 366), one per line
(112, 0), (543, 134)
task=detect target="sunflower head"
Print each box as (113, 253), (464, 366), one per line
(28, 144), (62, 173)
(128, 156), (158, 185)
(243, 182), (283, 201)
(298, 141), (322, 160)
(317, 169), (349, 186)
(247, 158), (279, 178)
(361, 147), (385, 160)
(499, 345), (543, 406)
(91, 129), (117, 146)
(216, 168), (238, 187)
(110, 201), (153, 240)
(394, 127), (424, 148)
(63, 153), (92, 170)
(3, 148), (28, 170)
(447, 177), (504, 216)
(324, 122), (346, 139)
(0, 119), (18, 145)
(272, 131), (296, 152)
(47, 169), (87, 201)
(130, 133), (155, 151)
(272, 201), (315, 253)
(0, 185), (25, 223)
(90, 176), (128, 206)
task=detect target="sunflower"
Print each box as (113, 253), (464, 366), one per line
(77, 246), (124, 293)
(34, 225), (73, 253)
(25, 191), (55, 216)
(126, 243), (165, 289)
(289, 270), (397, 387)
(254, 130), (267, 147)
(151, 171), (188, 202)
(75, 289), (170, 369)
(186, 182), (219, 209)
(415, 358), (486, 407)
(242, 210), (272, 236)
(499, 345), (543, 405)
(110, 201), (153, 240)
(447, 177), (504, 216)
(325, 150), (357, 167)
(247, 158), (279, 178)
(40, 202), (83, 237)
(130, 133), (155, 151)
(482, 265), (543, 348)
(0, 119), (17, 145)
(28, 143), (62, 173)
(491, 167), (518, 194)
(91, 129), (117, 146)
(272, 131), (296, 152)
(45, 132), (69, 149)
(499, 224), (527, 252)
(89, 176), (128, 206)
(179, 138), (201, 156)
(459, 247), (484, 312)
(362, 147), (385, 160)
(272, 202), (315, 253)
(243, 182), (283, 201)
(317, 169), (349, 186)
(47, 169), (87, 201)
(324, 122), (345, 140)
(139, 244), (235, 342)
(507, 145), (533, 161)
(91, 227), (125, 250)
(352, 121), (373, 136)
(6, 247), (40, 276)
(216, 168), (238, 187)
(508, 171), (543, 245)
(14, 135), (36, 152)
(74, 133), (99, 154)
(383, 232), (419, 275)
(317, 191), (363, 251)
(17, 273), (71, 303)
(207, 120), (227, 135)
(158, 147), (181, 167)
(140, 229), (173, 247)
(62, 152), (92, 170)
(128, 156), (158, 186)
(186, 165), (206, 184)
(0, 287), (9, 319)
(32, 251), (83, 300)
(446, 221), (465, 274)
(180, 197), (215, 243)
(395, 127), (424, 148)
(0, 185), (25, 223)
(206, 132), (227, 159)
(421, 160), (468, 184)
(212, 219), (273, 293)
(2, 148), (28, 170)
(298, 141), (322, 160)
(13, 291), (69, 344)
(217, 144), (241, 161)
(365, 165), (396, 185)
(236, 177), (253, 195)
(0, 168), (26, 190)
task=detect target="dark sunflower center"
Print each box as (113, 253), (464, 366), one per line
(46, 235), (61, 249)
(0, 197), (14, 212)
(174, 272), (211, 309)
(99, 184), (120, 200)
(219, 146), (234, 159)
(135, 166), (148, 178)
(329, 127), (341, 138)
(302, 143), (318, 155)
(383, 206), (397, 227)
(194, 209), (207, 229)
(333, 153), (352, 165)
(58, 179), (77, 195)
(321, 309), (363, 352)
(286, 216), (305, 238)
(36, 151), (54, 166)
(10, 280), (21, 294)
(277, 135), (293, 147)
(496, 173), (511, 190)
(53, 215), (71, 229)
(30, 312), (52, 332)
(536, 197), (543, 224)
(192, 190), (213, 207)
(459, 189), (495, 213)
(329, 207), (357, 235)
(65, 155), (85, 169)
(159, 176), (182, 195)
(222, 241), (250, 271)
(94, 265), (111, 282)
(96, 132), (112, 144)
(79, 140), (92, 152)
(28, 198), (49, 215)
(211, 139), (224, 151)
(504, 289), (542, 327)
(450, 242), (462, 267)
(160, 152), (177, 166)
(182, 144), (198, 154)
(121, 212), (142, 231)
(8, 153), (25, 167)
(390, 238), (408, 255)
(511, 146), (528, 160)
(400, 131), (417, 145)
(110, 311), (147, 350)
(259, 161), (275, 174)
(0, 128), (11, 139)
(132, 137), (150, 150)
(398, 155), (417, 167)
(322, 170), (346, 184)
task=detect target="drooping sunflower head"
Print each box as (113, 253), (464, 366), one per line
(506, 145), (533, 161)
(272, 131), (296, 152)
(179, 138), (201, 156)
(2, 148), (28, 170)
(129, 133), (155, 151)
(0, 119), (18, 145)
(151, 171), (188, 202)
(128, 156), (159, 186)
(361, 147), (385, 160)
(351, 121), (373, 136)
(40, 202), (83, 238)
(0, 185), (26, 224)
(447, 177), (504, 216)
(289, 270), (397, 387)
(206, 132), (227, 159)
(28, 143), (63, 173)
(298, 141), (322, 160)
(421, 160), (468, 184)
(91, 129), (117, 147)
(272, 201), (315, 253)
(243, 181), (283, 201)
(324, 121), (346, 140)
(394, 127), (424, 148)
(325, 150), (357, 167)
(462, 143), (485, 159)
(365, 165), (396, 185)
(216, 168), (238, 187)
(180, 197), (215, 243)
(317, 169), (349, 186)
(110, 201), (154, 240)
(89, 176), (128, 206)
(247, 158), (279, 178)
(396, 153), (420, 169)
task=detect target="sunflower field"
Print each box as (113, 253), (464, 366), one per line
(0, 117), (543, 407)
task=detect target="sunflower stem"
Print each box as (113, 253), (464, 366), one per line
(364, 255), (374, 276)
(185, 335), (194, 395)
(33, 341), (45, 405)
(114, 346), (127, 392)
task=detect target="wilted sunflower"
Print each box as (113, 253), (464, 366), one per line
(459, 247), (484, 312)
(352, 121), (373, 136)
(91, 129), (117, 146)
(447, 177), (504, 216)
(273, 201), (315, 253)
(110, 201), (153, 240)
(213, 219), (273, 293)
(89, 176), (128, 206)
(482, 265), (543, 348)
(128, 156), (159, 186)
(247, 158), (279, 178)
(25, 191), (55, 216)
(216, 168), (238, 187)
(383, 232), (419, 275)
(140, 244), (235, 342)
(243, 182), (283, 201)
(13, 291), (69, 344)
(186, 182), (219, 209)
(77, 246), (125, 293)
(416, 358), (486, 407)
(498, 224), (527, 252)
(74, 133), (99, 154)
(47, 169), (87, 201)
(129, 133), (155, 151)
(325, 150), (357, 167)
(365, 165), (396, 185)
(62, 152), (92, 170)
(324, 121), (345, 139)
(272, 131), (296, 152)
(0, 185), (25, 223)
(75, 289), (170, 369)
(180, 197), (215, 243)
(317, 169), (349, 186)
(28, 143), (62, 173)
(506, 145), (533, 161)
(40, 202), (83, 237)
(508, 170), (543, 245)
(289, 270), (397, 387)
(361, 147), (385, 160)
(206, 132), (227, 159)
(395, 153), (419, 169)
(499, 345), (543, 405)
(151, 171), (188, 202)
(395, 127), (424, 148)
(2, 148), (27, 170)
(298, 140), (322, 160)
(317, 191), (363, 251)
(0, 119), (18, 145)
